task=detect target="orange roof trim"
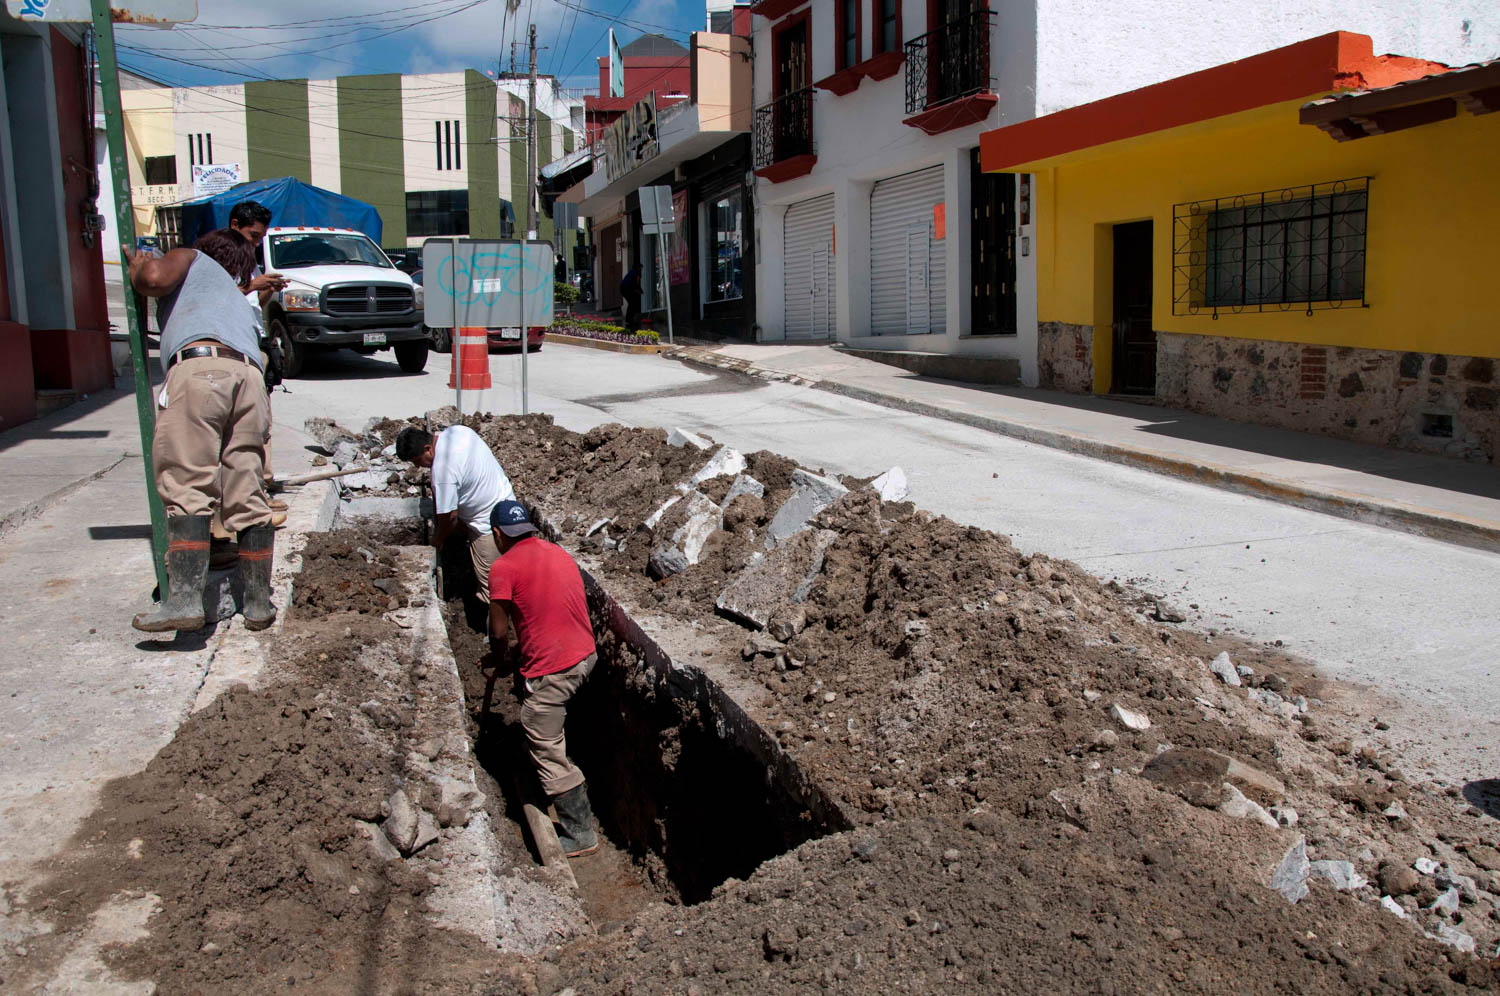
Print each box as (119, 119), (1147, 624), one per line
(980, 32), (1449, 172)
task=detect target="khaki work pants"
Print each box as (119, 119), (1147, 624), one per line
(470, 529), (499, 602)
(520, 654), (596, 797)
(153, 354), (271, 533)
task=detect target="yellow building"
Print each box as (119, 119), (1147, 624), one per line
(119, 68), (179, 241)
(980, 32), (1500, 464)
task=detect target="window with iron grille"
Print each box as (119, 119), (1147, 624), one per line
(406, 189), (469, 238)
(1172, 177), (1369, 316)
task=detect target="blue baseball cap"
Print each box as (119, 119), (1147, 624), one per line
(490, 499), (538, 537)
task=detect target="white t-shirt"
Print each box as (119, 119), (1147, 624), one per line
(430, 425), (515, 536)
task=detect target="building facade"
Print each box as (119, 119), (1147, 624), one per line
(980, 34), (1500, 463)
(124, 72), (585, 258)
(0, 11), (112, 429)
(577, 30), (756, 339)
(749, 0), (1494, 384)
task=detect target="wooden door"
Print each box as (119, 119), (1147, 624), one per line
(1112, 220), (1155, 395)
(600, 222), (623, 311)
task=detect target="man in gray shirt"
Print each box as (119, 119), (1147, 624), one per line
(129, 228), (278, 634)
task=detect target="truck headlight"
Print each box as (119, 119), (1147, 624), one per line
(282, 288), (321, 311)
(413, 284), (424, 308)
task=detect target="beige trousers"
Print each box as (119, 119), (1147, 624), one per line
(520, 654), (596, 797)
(470, 529), (500, 601)
(153, 354), (271, 533)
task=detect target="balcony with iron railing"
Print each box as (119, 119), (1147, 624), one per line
(752, 86), (817, 183)
(902, 9), (998, 135)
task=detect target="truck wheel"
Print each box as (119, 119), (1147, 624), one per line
(429, 327), (451, 353)
(271, 317), (305, 378)
(394, 340), (429, 373)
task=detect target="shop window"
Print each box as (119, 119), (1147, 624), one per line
(144, 155), (177, 185)
(1173, 177), (1369, 315)
(708, 190), (744, 303)
(406, 189), (470, 238)
(873, 0), (900, 55)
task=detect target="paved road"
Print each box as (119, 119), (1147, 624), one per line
(273, 345), (1500, 787)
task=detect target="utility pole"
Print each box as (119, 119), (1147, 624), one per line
(521, 23), (538, 415)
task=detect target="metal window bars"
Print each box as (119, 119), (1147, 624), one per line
(904, 9), (995, 115)
(753, 86), (815, 169)
(1172, 177), (1371, 317)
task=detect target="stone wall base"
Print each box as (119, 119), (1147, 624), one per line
(1037, 321), (1094, 394)
(1154, 332), (1498, 464)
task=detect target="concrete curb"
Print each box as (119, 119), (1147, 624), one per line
(663, 345), (1500, 555)
(549, 332), (664, 354)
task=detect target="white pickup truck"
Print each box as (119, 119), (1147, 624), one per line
(262, 226), (428, 377)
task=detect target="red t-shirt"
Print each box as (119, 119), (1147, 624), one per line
(489, 537), (597, 679)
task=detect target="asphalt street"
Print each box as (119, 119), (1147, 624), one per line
(272, 344), (1500, 787)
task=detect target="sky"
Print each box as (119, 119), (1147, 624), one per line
(115, 0), (702, 90)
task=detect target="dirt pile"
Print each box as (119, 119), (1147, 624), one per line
(430, 410), (1499, 991)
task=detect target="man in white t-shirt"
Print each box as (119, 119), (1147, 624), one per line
(396, 425), (516, 602)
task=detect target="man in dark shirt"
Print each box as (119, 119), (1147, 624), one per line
(488, 500), (600, 857)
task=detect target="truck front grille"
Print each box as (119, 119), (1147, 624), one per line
(324, 284), (415, 316)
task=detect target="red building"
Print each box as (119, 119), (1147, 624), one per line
(584, 34), (695, 145)
(0, 13), (113, 431)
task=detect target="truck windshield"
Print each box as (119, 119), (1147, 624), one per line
(269, 233), (393, 269)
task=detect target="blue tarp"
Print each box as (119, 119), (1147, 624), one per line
(177, 177), (383, 246)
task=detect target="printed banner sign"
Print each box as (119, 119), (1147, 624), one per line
(600, 98), (658, 183)
(669, 191), (690, 285)
(191, 162), (243, 198)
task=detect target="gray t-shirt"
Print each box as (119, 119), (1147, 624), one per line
(156, 250), (264, 375)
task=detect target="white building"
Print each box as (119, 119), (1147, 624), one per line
(749, 0), (1492, 384)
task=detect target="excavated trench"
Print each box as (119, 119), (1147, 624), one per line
(339, 498), (848, 928)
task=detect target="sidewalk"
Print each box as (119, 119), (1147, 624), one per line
(664, 341), (1500, 553)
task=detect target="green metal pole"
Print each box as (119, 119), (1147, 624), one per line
(90, 0), (168, 594)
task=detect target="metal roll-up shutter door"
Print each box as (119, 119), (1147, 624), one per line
(870, 166), (945, 336)
(783, 194), (836, 339)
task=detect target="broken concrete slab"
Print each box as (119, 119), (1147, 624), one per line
(717, 529), (837, 630)
(644, 494), (683, 531)
(690, 446), (747, 486)
(1269, 837), (1310, 904)
(304, 417), (358, 453)
(1110, 703), (1150, 731)
(1209, 651), (1241, 687)
(1380, 895), (1408, 918)
(667, 428), (711, 450)
(721, 474), (765, 508)
(766, 469), (849, 548)
(1430, 923), (1475, 953)
(355, 819), (402, 862)
(767, 605), (808, 643)
(1429, 886), (1461, 916)
(331, 440), (363, 468)
(1142, 748), (1285, 807)
(871, 466), (909, 502)
(671, 491), (723, 564)
(339, 471), (393, 492)
(433, 776), (486, 829)
(648, 544), (690, 580)
(385, 788), (419, 855)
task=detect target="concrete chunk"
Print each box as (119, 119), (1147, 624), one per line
(671, 492), (723, 564)
(643, 495), (682, 531)
(667, 428), (711, 449)
(766, 469), (848, 548)
(339, 471), (390, 492)
(304, 416), (358, 453)
(1110, 703), (1151, 731)
(1208, 651), (1241, 687)
(690, 446), (747, 486)
(1431, 923), (1475, 953)
(717, 529), (838, 630)
(433, 776), (485, 829)
(871, 466), (909, 502)
(385, 789), (419, 855)
(355, 820), (402, 862)
(1218, 783), (1278, 828)
(1310, 860), (1367, 891)
(721, 474), (765, 508)
(1269, 837), (1310, 904)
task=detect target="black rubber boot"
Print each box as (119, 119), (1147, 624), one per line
(132, 515), (211, 632)
(237, 523), (277, 631)
(552, 782), (600, 857)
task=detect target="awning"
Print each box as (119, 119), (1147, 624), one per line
(578, 102), (745, 216)
(1299, 58), (1500, 141)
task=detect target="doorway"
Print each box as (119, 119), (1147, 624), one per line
(1111, 220), (1154, 395)
(600, 222), (623, 311)
(970, 149), (1015, 335)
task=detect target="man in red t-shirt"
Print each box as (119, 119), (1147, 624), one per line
(488, 499), (600, 857)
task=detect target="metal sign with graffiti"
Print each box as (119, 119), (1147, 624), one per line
(420, 238), (555, 329)
(6, 0), (196, 21)
(600, 97), (659, 183)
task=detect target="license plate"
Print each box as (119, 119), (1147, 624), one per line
(362, 332), (386, 346)
(498, 327), (521, 340)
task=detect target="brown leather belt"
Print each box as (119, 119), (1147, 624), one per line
(167, 344), (250, 371)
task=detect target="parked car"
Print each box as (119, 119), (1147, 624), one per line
(412, 269), (544, 354)
(263, 227), (427, 376)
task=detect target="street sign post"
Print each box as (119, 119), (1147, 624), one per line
(640, 185), (676, 345)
